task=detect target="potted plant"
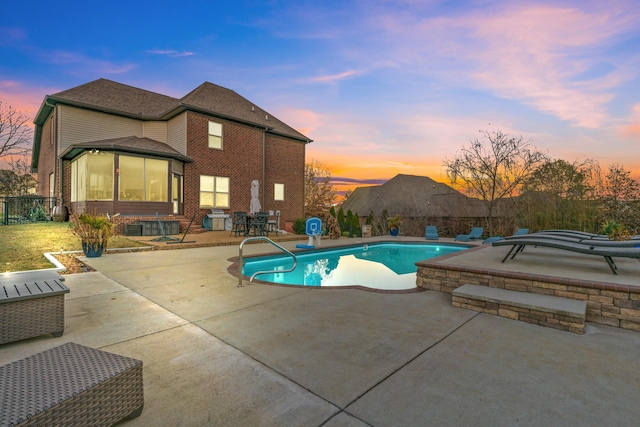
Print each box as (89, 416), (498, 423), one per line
(387, 215), (403, 236)
(70, 211), (113, 257)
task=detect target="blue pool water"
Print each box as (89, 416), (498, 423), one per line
(242, 242), (467, 290)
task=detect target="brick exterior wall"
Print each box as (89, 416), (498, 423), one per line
(417, 261), (640, 332)
(184, 111), (306, 228)
(47, 109), (307, 234)
(36, 116), (56, 199)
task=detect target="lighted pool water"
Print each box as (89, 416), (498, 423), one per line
(242, 242), (467, 290)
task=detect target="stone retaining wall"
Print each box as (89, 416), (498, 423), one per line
(416, 262), (640, 333)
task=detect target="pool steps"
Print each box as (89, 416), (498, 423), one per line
(452, 284), (587, 334)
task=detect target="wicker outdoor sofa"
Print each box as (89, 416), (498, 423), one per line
(1, 271), (70, 345)
(0, 342), (144, 426)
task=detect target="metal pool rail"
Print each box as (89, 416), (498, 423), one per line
(238, 237), (297, 287)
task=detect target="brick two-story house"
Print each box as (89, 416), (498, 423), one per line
(31, 78), (312, 234)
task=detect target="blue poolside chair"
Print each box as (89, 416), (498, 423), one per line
(425, 225), (439, 240)
(455, 227), (484, 242)
(514, 228), (529, 236)
(483, 236), (504, 244)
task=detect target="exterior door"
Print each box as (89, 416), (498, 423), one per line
(172, 173), (183, 215)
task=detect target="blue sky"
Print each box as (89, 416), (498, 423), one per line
(2, 0), (639, 194)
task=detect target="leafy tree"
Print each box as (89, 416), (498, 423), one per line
(444, 129), (547, 235)
(519, 159), (599, 231)
(304, 160), (336, 219)
(599, 164), (640, 230)
(336, 206), (345, 228)
(0, 101), (32, 159)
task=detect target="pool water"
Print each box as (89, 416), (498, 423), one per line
(242, 243), (467, 290)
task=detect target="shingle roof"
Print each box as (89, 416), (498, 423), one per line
(181, 82), (310, 141)
(34, 78), (311, 142)
(59, 136), (193, 163)
(48, 78), (179, 118)
(340, 174), (487, 218)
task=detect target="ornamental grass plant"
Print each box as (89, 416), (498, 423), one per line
(70, 211), (114, 250)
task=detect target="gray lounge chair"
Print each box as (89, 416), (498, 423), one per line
(506, 233), (640, 248)
(455, 227), (484, 242)
(492, 237), (640, 274)
(537, 229), (640, 241)
(425, 225), (439, 240)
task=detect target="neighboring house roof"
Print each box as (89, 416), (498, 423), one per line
(32, 78), (312, 170)
(340, 174), (488, 218)
(59, 136), (193, 163)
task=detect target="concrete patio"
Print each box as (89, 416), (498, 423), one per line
(1, 236), (639, 426)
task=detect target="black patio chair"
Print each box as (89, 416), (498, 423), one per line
(231, 211), (248, 237)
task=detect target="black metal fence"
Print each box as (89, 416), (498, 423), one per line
(1, 196), (57, 225)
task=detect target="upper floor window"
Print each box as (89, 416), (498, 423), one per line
(200, 175), (229, 208)
(208, 121), (223, 149)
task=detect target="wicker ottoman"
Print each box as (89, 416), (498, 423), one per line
(0, 342), (144, 426)
(0, 273), (69, 345)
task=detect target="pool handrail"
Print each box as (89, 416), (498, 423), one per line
(238, 236), (297, 287)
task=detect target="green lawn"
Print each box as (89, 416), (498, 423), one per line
(0, 222), (147, 272)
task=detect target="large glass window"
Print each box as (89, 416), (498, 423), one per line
(200, 175), (229, 208)
(70, 153), (113, 202)
(119, 156), (144, 201)
(119, 155), (168, 202)
(208, 121), (223, 149)
(88, 154), (114, 200)
(146, 159), (168, 201)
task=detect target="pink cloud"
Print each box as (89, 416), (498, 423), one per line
(40, 50), (136, 75)
(0, 27), (28, 46)
(0, 80), (55, 120)
(300, 70), (363, 84)
(620, 103), (640, 138)
(347, 2), (640, 129)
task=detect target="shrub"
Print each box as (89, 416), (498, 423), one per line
(293, 218), (306, 234)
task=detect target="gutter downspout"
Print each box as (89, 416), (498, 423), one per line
(44, 100), (63, 208)
(262, 127), (267, 208)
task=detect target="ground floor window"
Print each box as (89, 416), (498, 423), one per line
(274, 183), (284, 201)
(119, 156), (169, 202)
(70, 152), (171, 202)
(70, 152), (114, 201)
(200, 175), (229, 208)
(49, 173), (54, 198)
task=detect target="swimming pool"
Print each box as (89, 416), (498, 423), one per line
(242, 242), (468, 290)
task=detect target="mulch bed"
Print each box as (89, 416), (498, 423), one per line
(55, 254), (95, 274)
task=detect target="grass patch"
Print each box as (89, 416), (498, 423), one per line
(0, 222), (148, 272)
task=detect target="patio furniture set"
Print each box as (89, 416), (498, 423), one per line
(231, 211), (279, 237)
(1, 271), (144, 426)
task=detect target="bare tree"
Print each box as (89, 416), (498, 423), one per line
(444, 129), (547, 235)
(0, 101), (32, 159)
(304, 160), (336, 219)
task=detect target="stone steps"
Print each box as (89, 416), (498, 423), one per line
(452, 284), (587, 334)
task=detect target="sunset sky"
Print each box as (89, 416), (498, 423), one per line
(2, 0), (639, 196)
